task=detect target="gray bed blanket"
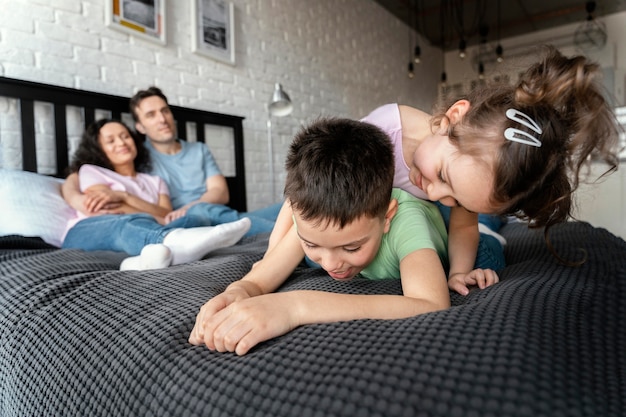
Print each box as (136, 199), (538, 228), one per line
(1, 222), (625, 416)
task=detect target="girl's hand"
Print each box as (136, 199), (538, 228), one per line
(448, 269), (499, 296)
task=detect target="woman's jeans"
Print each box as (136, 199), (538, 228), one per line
(185, 202), (281, 237)
(62, 213), (208, 255)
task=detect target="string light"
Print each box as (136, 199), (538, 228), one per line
(496, 44), (504, 62)
(414, 45), (421, 64)
(413, 0), (421, 64)
(439, 1), (446, 87)
(495, 0), (504, 62)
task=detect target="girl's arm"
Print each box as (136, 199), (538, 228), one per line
(447, 206), (498, 295)
(448, 206), (479, 276)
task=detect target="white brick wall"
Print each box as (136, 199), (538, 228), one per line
(0, 0), (441, 209)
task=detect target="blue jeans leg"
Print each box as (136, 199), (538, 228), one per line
(247, 202), (282, 221)
(435, 202), (506, 271)
(187, 203), (276, 237)
(62, 213), (206, 255)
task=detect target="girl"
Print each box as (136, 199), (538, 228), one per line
(62, 119), (251, 270)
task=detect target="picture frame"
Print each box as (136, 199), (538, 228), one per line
(105, 0), (166, 45)
(191, 0), (236, 65)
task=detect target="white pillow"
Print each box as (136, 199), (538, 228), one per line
(0, 169), (74, 247)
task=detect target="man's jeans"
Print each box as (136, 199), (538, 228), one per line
(186, 202), (282, 238)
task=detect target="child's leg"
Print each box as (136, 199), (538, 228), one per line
(475, 233), (506, 270)
(435, 202), (506, 271)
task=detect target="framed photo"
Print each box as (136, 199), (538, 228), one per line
(106, 0), (166, 45)
(191, 0), (236, 65)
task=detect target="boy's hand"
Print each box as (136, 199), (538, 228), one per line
(447, 269), (499, 296)
(189, 292), (298, 356)
(189, 285), (251, 342)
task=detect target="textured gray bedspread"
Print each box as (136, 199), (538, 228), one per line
(1, 222), (625, 416)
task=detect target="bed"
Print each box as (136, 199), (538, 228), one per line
(1, 78), (625, 417)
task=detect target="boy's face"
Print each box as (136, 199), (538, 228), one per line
(293, 204), (394, 281)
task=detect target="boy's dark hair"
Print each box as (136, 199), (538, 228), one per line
(68, 119), (151, 174)
(129, 86), (169, 122)
(284, 117), (394, 228)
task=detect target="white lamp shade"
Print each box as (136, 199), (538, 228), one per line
(268, 83), (293, 117)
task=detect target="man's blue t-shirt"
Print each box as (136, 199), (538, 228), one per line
(144, 139), (221, 209)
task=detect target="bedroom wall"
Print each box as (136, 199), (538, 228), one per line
(0, 0), (441, 209)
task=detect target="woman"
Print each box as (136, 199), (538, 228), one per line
(61, 119), (250, 270)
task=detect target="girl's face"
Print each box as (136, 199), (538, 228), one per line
(293, 207), (393, 281)
(410, 132), (495, 214)
(98, 122), (137, 169)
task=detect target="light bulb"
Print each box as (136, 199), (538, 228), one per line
(495, 44), (504, 63)
(414, 45), (421, 64)
(458, 39), (467, 59)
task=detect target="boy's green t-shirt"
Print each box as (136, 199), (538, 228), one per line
(360, 188), (448, 280)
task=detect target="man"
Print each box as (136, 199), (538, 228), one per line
(129, 87), (230, 222)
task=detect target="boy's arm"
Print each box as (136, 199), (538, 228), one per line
(447, 206), (499, 295)
(190, 248), (450, 356)
(189, 225), (305, 345)
(293, 249), (449, 324)
(265, 200), (293, 256)
(249, 200), (292, 269)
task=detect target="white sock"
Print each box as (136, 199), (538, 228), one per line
(120, 244), (173, 271)
(162, 218), (251, 265)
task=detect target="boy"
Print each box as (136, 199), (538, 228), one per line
(189, 118), (450, 355)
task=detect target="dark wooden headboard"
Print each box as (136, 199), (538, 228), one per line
(0, 77), (247, 212)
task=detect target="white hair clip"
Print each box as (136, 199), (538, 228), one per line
(504, 108), (542, 147)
